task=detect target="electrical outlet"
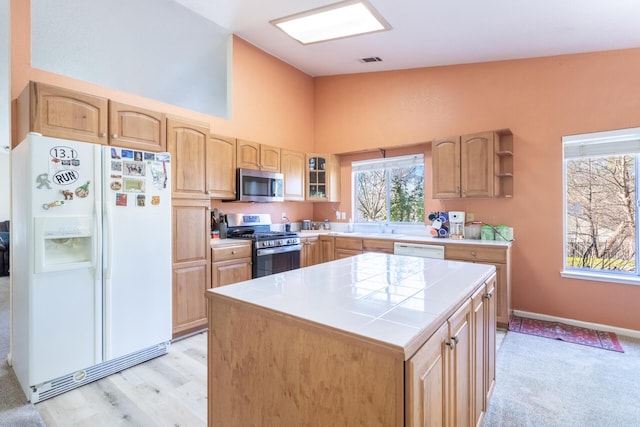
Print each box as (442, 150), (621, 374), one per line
(281, 212), (287, 220)
(466, 212), (474, 222)
(341, 212), (346, 220)
(335, 210), (341, 220)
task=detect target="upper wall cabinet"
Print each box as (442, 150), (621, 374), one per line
(281, 149), (306, 201)
(207, 134), (237, 200)
(306, 154), (341, 202)
(237, 140), (280, 172)
(109, 101), (166, 152)
(16, 82), (168, 152)
(17, 81), (108, 145)
(432, 129), (513, 199)
(167, 117), (210, 199)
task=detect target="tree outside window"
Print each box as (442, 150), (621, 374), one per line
(353, 155), (424, 224)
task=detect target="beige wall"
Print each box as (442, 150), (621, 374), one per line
(314, 49), (640, 331)
(11, 0), (640, 331)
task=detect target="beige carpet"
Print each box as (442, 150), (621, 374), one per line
(484, 329), (640, 426)
(0, 276), (46, 426)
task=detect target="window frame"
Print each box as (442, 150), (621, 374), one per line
(351, 153), (425, 225)
(561, 127), (640, 286)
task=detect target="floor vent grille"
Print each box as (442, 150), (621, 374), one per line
(30, 342), (170, 403)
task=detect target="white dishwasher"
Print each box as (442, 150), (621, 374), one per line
(393, 242), (445, 259)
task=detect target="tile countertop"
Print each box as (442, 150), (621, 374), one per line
(207, 253), (495, 359)
(298, 230), (513, 247)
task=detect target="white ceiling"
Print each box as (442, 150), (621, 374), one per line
(174, 0), (640, 77)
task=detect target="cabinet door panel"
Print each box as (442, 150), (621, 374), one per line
(406, 322), (449, 427)
(472, 285), (487, 427)
(212, 258), (252, 288)
(109, 101), (166, 151)
(168, 118), (209, 197)
(281, 149), (305, 201)
(31, 83), (109, 144)
(461, 132), (494, 198)
(260, 144), (281, 172)
(432, 136), (461, 198)
(172, 264), (208, 335)
(207, 135), (237, 199)
(449, 299), (473, 427)
(237, 140), (260, 170)
(173, 202), (210, 263)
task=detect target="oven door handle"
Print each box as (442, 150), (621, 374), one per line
(256, 244), (302, 256)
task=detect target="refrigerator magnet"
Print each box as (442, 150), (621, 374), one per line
(115, 193), (128, 206)
(134, 151), (143, 162)
(156, 153), (170, 162)
(75, 181), (90, 198)
(36, 173), (52, 189)
(110, 181), (122, 191)
(123, 161), (145, 176)
(121, 149), (133, 159)
(111, 161), (122, 172)
(151, 196), (160, 205)
(60, 190), (73, 200)
(123, 178), (145, 193)
(111, 148), (121, 159)
(136, 194), (146, 207)
(144, 152), (155, 161)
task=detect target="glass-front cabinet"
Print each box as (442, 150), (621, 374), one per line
(306, 154), (341, 202)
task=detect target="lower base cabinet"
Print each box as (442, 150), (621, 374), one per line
(208, 272), (496, 427)
(406, 275), (496, 427)
(300, 236), (321, 267)
(211, 241), (252, 288)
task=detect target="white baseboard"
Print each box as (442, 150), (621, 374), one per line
(513, 310), (640, 340)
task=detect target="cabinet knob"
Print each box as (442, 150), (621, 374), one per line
(470, 251), (477, 257)
(100, 132), (107, 138)
(483, 292), (493, 299)
(231, 250), (237, 254)
(112, 133), (118, 139)
(446, 335), (459, 350)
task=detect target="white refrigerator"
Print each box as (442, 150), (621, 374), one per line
(11, 133), (172, 402)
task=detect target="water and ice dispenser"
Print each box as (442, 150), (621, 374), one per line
(34, 216), (95, 273)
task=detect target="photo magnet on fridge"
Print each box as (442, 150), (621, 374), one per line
(115, 193), (128, 206)
(121, 149), (133, 159)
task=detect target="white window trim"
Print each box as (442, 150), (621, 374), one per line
(562, 127), (640, 285)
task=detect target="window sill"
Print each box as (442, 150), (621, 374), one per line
(561, 270), (640, 286)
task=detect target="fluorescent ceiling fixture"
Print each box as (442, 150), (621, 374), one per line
(271, 0), (391, 45)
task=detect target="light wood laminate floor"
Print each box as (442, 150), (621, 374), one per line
(35, 332), (208, 426)
(35, 329), (508, 426)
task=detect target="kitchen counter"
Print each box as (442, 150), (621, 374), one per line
(205, 253), (496, 426)
(207, 253), (494, 358)
(299, 229), (513, 247)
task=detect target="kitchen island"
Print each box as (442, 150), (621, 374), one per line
(206, 253), (497, 426)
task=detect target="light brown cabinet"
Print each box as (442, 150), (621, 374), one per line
(432, 129), (513, 199)
(444, 244), (511, 328)
(306, 154), (341, 202)
(17, 82), (167, 152)
(17, 81), (109, 145)
(207, 135), (237, 200)
(334, 237), (363, 259)
(168, 117), (213, 338)
(300, 235), (321, 267)
(108, 101), (166, 152)
(211, 241), (252, 288)
(406, 276), (495, 427)
(167, 117), (210, 199)
(281, 149), (306, 201)
(171, 198), (211, 338)
(237, 140), (281, 172)
(319, 236), (335, 263)
(362, 238), (394, 254)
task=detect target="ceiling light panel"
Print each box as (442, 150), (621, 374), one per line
(271, 0), (391, 45)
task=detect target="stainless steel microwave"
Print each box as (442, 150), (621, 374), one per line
(236, 168), (284, 202)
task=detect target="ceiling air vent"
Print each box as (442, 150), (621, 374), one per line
(359, 56), (383, 63)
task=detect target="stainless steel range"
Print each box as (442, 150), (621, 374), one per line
(226, 213), (301, 278)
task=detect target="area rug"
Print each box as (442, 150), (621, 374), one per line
(508, 315), (624, 352)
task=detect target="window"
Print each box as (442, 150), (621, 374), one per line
(562, 127), (640, 285)
(352, 154), (424, 223)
